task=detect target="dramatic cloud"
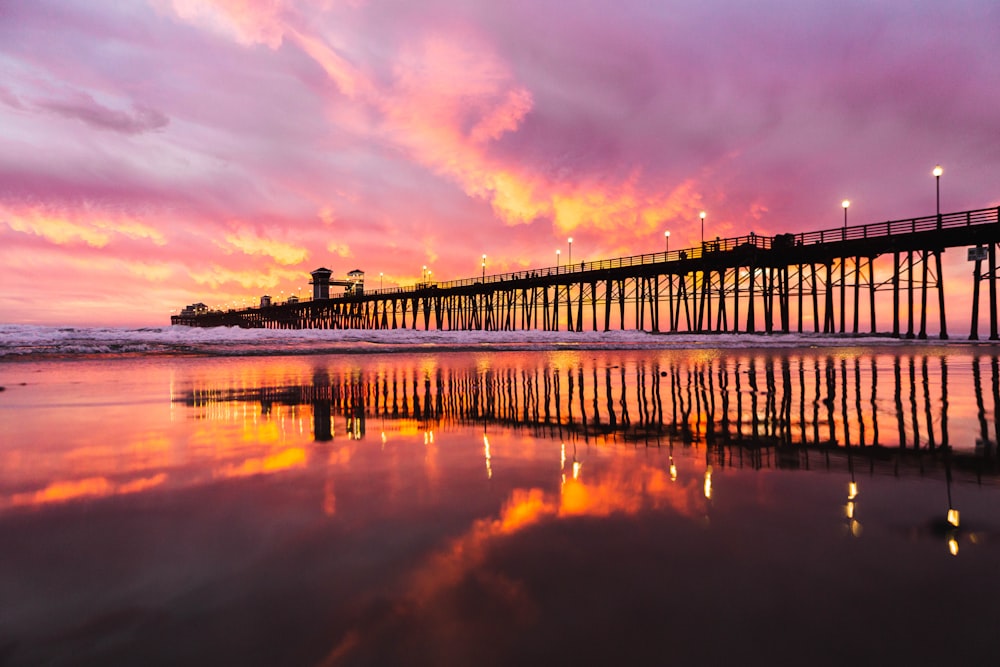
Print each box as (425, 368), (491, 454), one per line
(1, 0), (998, 326)
(35, 92), (169, 135)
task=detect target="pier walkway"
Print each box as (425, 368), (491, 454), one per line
(172, 206), (1000, 339)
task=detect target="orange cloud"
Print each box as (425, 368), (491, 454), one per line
(222, 228), (309, 265)
(188, 264), (305, 290)
(2, 205), (168, 248)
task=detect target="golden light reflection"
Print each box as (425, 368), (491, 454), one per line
(216, 447), (307, 479)
(323, 478), (337, 516)
(484, 433), (493, 480)
(948, 538), (959, 556)
(703, 466), (713, 500)
(848, 481), (858, 501)
(5, 473), (167, 510)
(947, 508), (960, 528)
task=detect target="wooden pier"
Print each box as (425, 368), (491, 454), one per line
(172, 206), (1000, 339)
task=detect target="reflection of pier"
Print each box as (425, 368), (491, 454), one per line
(177, 353), (1000, 482)
(173, 206), (1000, 339)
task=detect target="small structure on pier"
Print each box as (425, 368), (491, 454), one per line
(179, 302), (209, 317)
(260, 295), (272, 308)
(348, 269), (364, 295)
(311, 268), (333, 300)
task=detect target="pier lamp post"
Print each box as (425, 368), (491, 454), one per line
(699, 211), (706, 246)
(664, 230), (670, 254)
(933, 164), (943, 219)
(556, 249), (561, 273)
(482, 254), (486, 282)
(379, 272), (383, 290)
(422, 265), (427, 282)
(840, 200), (850, 333)
(568, 237), (573, 266)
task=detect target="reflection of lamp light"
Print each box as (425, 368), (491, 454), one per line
(947, 508), (960, 528)
(572, 460), (582, 480)
(846, 501), (855, 520)
(848, 481), (858, 501)
(669, 459), (677, 482)
(484, 433), (492, 480)
(948, 538), (959, 556)
(704, 466), (712, 499)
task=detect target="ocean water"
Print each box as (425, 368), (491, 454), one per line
(0, 323), (943, 360)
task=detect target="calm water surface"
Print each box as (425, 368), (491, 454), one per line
(1, 347), (999, 665)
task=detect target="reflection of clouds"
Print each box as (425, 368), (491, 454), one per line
(4, 473), (166, 509)
(322, 462), (704, 662)
(215, 447), (307, 479)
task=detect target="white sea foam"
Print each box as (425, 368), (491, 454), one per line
(0, 323), (959, 360)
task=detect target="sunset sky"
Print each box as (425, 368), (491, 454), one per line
(2, 0), (999, 327)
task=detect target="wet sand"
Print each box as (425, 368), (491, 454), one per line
(1, 349), (998, 665)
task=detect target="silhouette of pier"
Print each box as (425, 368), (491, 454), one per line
(173, 206), (1000, 339)
(176, 352), (1000, 483)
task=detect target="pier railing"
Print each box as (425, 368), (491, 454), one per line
(199, 205), (999, 314)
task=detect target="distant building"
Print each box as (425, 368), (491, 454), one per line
(260, 295), (272, 308)
(180, 302), (209, 316)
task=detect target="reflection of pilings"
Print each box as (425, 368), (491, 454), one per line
(178, 354), (1000, 479)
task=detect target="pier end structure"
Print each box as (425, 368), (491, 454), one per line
(311, 267), (333, 300)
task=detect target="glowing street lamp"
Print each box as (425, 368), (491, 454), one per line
(568, 237), (573, 266)
(700, 211), (706, 245)
(481, 253), (486, 281)
(664, 230), (670, 254)
(933, 164), (943, 217)
(379, 272), (383, 290)
(842, 199), (850, 228)
(556, 248), (561, 269)
(422, 265), (427, 282)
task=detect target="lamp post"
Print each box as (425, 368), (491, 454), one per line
(482, 254), (486, 282)
(840, 200), (849, 333)
(422, 265), (427, 282)
(699, 211), (706, 245)
(556, 249), (561, 273)
(379, 272), (383, 290)
(665, 230), (670, 254)
(568, 237), (573, 266)
(933, 164), (943, 218)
